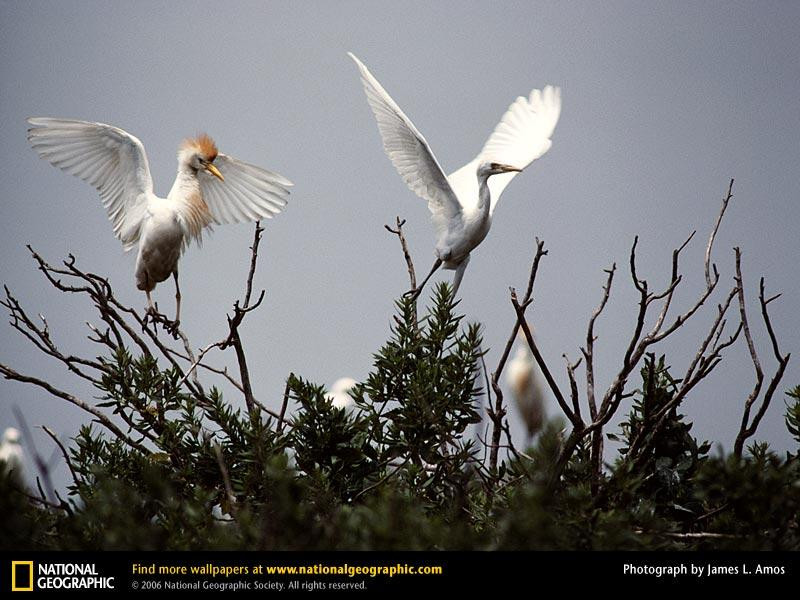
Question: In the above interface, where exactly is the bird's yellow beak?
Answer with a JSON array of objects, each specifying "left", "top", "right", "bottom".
[
  {"left": 205, "top": 163, "right": 224, "bottom": 182},
  {"left": 499, "top": 164, "right": 522, "bottom": 173}
]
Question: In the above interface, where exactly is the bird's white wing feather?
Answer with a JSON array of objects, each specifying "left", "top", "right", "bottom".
[
  {"left": 198, "top": 154, "right": 292, "bottom": 225},
  {"left": 448, "top": 86, "right": 561, "bottom": 216},
  {"left": 27, "top": 117, "right": 154, "bottom": 250},
  {"left": 348, "top": 52, "right": 461, "bottom": 234}
]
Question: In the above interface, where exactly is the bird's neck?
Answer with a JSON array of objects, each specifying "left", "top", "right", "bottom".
[
  {"left": 167, "top": 166, "right": 213, "bottom": 241},
  {"left": 168, "top": 165, "right": 201, "bottom": 200},
  {"left": 476, "top": 173, "right": 492, "bottom": 220}
]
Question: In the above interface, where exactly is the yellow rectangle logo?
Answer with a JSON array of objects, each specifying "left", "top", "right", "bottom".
[{"left": 11, "top": 561, "right": 34, "bottom": 592}]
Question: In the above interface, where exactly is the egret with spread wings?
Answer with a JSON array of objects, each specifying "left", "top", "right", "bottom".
[
  {"left": 27, "top": 118, "right": 292, "bottom": 323},
  {"left": 349, "top": 53, "right": 560, "bottom": 298}
]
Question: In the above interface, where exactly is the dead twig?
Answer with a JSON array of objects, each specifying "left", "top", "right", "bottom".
[
  {"left": 42, "top": 425, "right": 79, "bottom": 489},
  {"left": 385, "top": 217, "right": 417, "bottom": 291},
  {"left": 276, "top": 376, "right": 292, "bottom": 434},
  {"left": 219, "top": 222, "right": 266, "bottom": 420},
  {"left": 581, "top": 264, "right": 616, "bottom": 482},
  {"left": 733, "top": 249, "right": 791, "bottom": 457},
  {"left": 488, "top": 238, "right": 549, "bottom": 479}
]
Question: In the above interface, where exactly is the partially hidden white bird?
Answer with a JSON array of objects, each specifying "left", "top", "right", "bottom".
[
  {"left": 327, "top": 377, "right": 357, "bottom": 410},
  {"left": 507, "top": 337, "right": 546, "bottom": 439},
  {"left": 27, "top": 118, "right": 293, "bottom": 323},
  {"left": 0, "top": 427, "right": 25, "bottom": 482},
  {"left": 349, "top": 52, "right": 561, "bottom": 297}
]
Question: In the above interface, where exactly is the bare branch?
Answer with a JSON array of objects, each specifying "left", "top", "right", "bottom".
[
  {"left": 621, "top": 238, "right": 649, "bottom": 371},
  {"left": 759, "top": 278, "right": 785, "bottom": 363},
  {"left": 683, "top": 286, "right": 739, "bottom": 384},
  {"left": 626, "top": 309, "right": 742, "bottom": 465},
  {"left": 488, "top": 238, "right": 548, "bottom": 476},
  {"left": 2, "top": 286, "right": 104, "bottom": 385},
  {"left": 733, "top": 247, "right": 763, "bottom": 456},
  {"left": 629, "top": 236, "right": 647, "bottom": 294},
  {"left": 244, "top": 221, "right": 264, "bottom": 308},
  {"left": 174, "top": 341, "right": 224, "bottom": 390},
  {"left": 25, "top": 247, "right": 206, "bottom": 395},
  {"left": 1, "top": 364, "right": 149, "bottom": 454},
  {"left": 582, "top": 264, "right": 616, "bottom": 420},
  {"left": 42, "top": 425, "right": 79, "bottom": 489},
  {"left": 514, "top": 293, "right": 579, "bottom": 428},
  {"left": 214, "top": 222, "right": 267, "bottom": 419},
  {"left": 276, "top": 376, "right": 292, "bottom": 435},
  {"left": 649, "top": 229, "right": 695, "bottom": 334},
  {"left": 11, "top": 483, "right": 69, "bottom": 512},
  {"left": 733, "top": 259, "right": 791, "bottom": 456},
  {"left": 385, "top": 217, "right": 417, "bottom": 291},
  {"left": 580, "top": 264, "right": 616, "bottom": 484},
  {"left": 706, "top": 179, "right": 734, "bottom": 288},
  {"left": 563, "top": 354, "right": 582, "bottom": 420},
  {"left": 551, "top": 180, "right": 736, "bottom": 484}
]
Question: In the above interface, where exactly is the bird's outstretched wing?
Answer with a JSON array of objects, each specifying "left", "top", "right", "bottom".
[
  {"left": 27, "top": 118, "right": 154, "bottom": 250},
  {"left": 448, "top": 86, "right": 561, "bottom": 216},
  {"left": 348, "top": 52, "right": 461, "bottom": 235},
  {"left": 197, "top": 154, "right": 292, "bottom": 224}
]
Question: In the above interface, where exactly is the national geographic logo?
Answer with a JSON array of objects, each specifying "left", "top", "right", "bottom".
[{"left": 10, "top": 561, "right": 115, "bottom": 592}]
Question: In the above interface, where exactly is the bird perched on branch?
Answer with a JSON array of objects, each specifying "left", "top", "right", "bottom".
[
  {"left": 27, "top": 118, "right": 292, "bottom": 324},
  {"left": 0, "top": 427, "right": 25, "bottom": 483},
  {"left": 507, "top": 336, "right": 545, "bottom": 440},
  {"left": 349, "top": 52, "right": 560, "bottom": 298}
]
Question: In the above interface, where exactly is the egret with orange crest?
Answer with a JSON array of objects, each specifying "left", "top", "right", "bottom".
[{"left": 27, "top": 118, "right": 292, "bottom": 323}]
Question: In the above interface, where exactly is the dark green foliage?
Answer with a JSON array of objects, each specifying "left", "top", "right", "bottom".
[
  {"left": 691, "top": 450, "right": 800, "bottom": 550},
  {"left": 352, "top": 285, "right": 483, "bottom": 509},
  {"left": 289, "top": 374, "right": 378, "bottom": 503},
  {"left": 611, "top": 355, "right": 711, "bottom": 522},
  {"left": 2, "top": 285, "right": 798, "bottom": 550}
]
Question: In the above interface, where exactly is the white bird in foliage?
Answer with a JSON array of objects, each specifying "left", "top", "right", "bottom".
[
  {"left": 507, "top": 340, "right": 545, "bottom": 439},
  {"left": 27, "top": 119, "right": 292, "bottom": 323},
  {"left": 327, "top": 377, "right": 357, "bottom": 410},
  {"left": 349, "top": 52, "right": 561, "bottom": 297},
  {"left": 0, "top": 427, "right": 25, "bottom": 482}
]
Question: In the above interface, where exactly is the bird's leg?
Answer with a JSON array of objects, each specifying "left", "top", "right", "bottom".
[
  {"left": 404, "top": 258, "right": 442, "bottom": 301},
  {"left": 450, "top": 255, "right": 470, "bottom": 297},
  {"left": 155, "top": 271, "right": 182, "bottom": 339},
  {"left": 145, "top": 290, "right": 156, "bottom": 315},
  {"left": 142, "top": 290, "right": 158, "bottom": 332},
  {"left": 173, "top": 270, "right": 181, "bottom": 325}
]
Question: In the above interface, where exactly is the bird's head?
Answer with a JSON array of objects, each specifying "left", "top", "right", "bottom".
[
  {"left": 3, "top": 427, "right": 21, "bottom": 444},
  {"left": 327, "top": 377, "right": 357, "bottom": 410},
  {"left": 478, "top": 161, "right": 521, "bottom": 178},
  {"left": 179, "top": 134, "right": 224, "bottom": 181},
  {"left": 331, "top": 377, "right": 358, "bottom": 395}
]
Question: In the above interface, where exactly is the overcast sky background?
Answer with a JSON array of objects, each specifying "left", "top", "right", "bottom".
[{"left": 1, "top": 0, "right": 798, "bottom": 490}]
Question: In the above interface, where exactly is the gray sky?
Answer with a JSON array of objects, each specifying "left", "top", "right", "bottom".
[{"left": 1, "top": 0, "right": 799, "bottom": 490}]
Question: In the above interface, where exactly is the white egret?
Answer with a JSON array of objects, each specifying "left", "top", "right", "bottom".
[
  {"left": 0, "top": 427, "right": 25, "bottom": 482},
  {"left": 507, "top": 341, "right": 545, "bottom": 439},
  {"left": 348, "top": 53, "right": 561, "bottom": 297},
  {"left": 327, "top": 377, "right": 357, "bottom": 410},
  {"left": 27, "top": 119, "right": 292, "bottom": 323}
]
